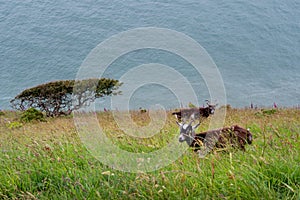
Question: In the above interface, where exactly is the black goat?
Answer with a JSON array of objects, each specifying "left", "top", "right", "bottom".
[
  {"left": 172, "top": 101, "right": 217, "bottom": 122},
  {"left": 177, "top": 121, "right": 253, "bottom": 152}
]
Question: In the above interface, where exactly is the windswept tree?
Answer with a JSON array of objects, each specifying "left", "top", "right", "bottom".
[{"left": 10, "top": 78, "right": 122, "bottom": 117}]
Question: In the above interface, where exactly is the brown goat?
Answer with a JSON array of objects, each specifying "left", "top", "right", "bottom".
[{"left": 177, "top": 122, "right": 253, "bottom": 152}]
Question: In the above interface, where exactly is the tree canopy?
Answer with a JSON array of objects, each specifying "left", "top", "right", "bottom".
[{"left": 11, "top": 78, "right": 122, "bottom": 117}]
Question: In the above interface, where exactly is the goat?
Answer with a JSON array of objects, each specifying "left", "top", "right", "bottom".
[
  {"left": 176, "top": 121, "right": 253, "bottom": 152},
  {"left": 172, "top": 100, "right": 217, "bottom": 122}
]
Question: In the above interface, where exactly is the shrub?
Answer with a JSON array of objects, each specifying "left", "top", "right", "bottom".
[
  {"left": 20, "top": 108, "right": 45, "bottom": 122},
  {"left": 188, "top": 102, "right": 196, "bottom": 108},
  {"left": 262, "top": 109, "right": 277, "bottom": 115},
  {"left": 255, "top": 109, "right": 277, "bottom": 117}
]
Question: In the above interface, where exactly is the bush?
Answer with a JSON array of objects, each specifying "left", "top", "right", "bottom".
[
  {"left": 262, "top": 109, "right": 277, "bottom": 115},
  {"left": 188, "top": 102, "right": 196, "bottom": 108},
  {"left": 0, "top": 110, "right": 4, "bottom": 116},
  {"left": 20, "top": 108, "right": 45, "bottom": 122},
  {"left": 255, "top": 109, "right": 277, "bottom": 117}
]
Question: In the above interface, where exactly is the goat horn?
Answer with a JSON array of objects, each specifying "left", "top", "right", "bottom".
[
  {"left": 206, "top": 99, "right": 218, "bottom": 107},
  {"left": 188, "top": 119, "right": 194, "bottom": 126},
  {"left": 205, "top": 99, "right": 211, "bottom": 105}
]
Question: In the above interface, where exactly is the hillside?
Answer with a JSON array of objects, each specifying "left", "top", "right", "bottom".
[{"left": 0, "top": 108, "right": 299, "bottom": 199}]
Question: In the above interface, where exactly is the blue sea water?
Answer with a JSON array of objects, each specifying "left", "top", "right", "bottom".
[{"left": 0, "top": 0, "right": 300, "bottom": 110}]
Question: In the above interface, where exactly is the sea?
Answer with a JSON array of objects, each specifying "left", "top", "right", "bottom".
[{"left": 1, "top": 0, "right": 300, "bottom": 110}]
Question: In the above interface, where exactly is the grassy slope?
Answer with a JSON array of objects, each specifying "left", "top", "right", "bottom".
[{"left": 0, "top": 108, "right": 299, "bottom": 199}]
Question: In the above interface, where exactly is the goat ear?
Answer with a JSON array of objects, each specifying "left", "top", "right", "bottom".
[{"left": 192, "top": 122, "right": 200, "bottom": 130}]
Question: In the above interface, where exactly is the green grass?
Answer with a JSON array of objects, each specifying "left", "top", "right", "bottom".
[{"left": 0, "top": 108, "right": 299, "bottom": 199}]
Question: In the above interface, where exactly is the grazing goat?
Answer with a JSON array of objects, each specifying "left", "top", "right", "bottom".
[
  {"left": 176, "top": 121, "right": 253, "bottom": 151},
  {"left": 172, "top": 100, "right": 217, "bottom": 122}
]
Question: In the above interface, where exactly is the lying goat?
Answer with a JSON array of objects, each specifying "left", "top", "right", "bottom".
[
  {"left": 172, "top": 100, "right": 217, "bottom": 122},
  {"left": 177, "top": 121, "right": 253, "bottom": 151}
]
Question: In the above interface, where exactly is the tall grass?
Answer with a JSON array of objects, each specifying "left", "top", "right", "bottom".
[{"left": 0, "top": 108, "right": 299, "bottom": 199}]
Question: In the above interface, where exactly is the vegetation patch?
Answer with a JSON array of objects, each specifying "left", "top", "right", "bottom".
[
  {"left": 20, "top": 108, "right": 46, "bottom": 123},
  {"left": 262, "top": 109, "right": 277, "bottom": 115},
  {"left": 255, "top": 109, "right": 277, "bottom": 117},
  {"left": 6, "top": 121, "right": 23, "bottom": 129}
]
